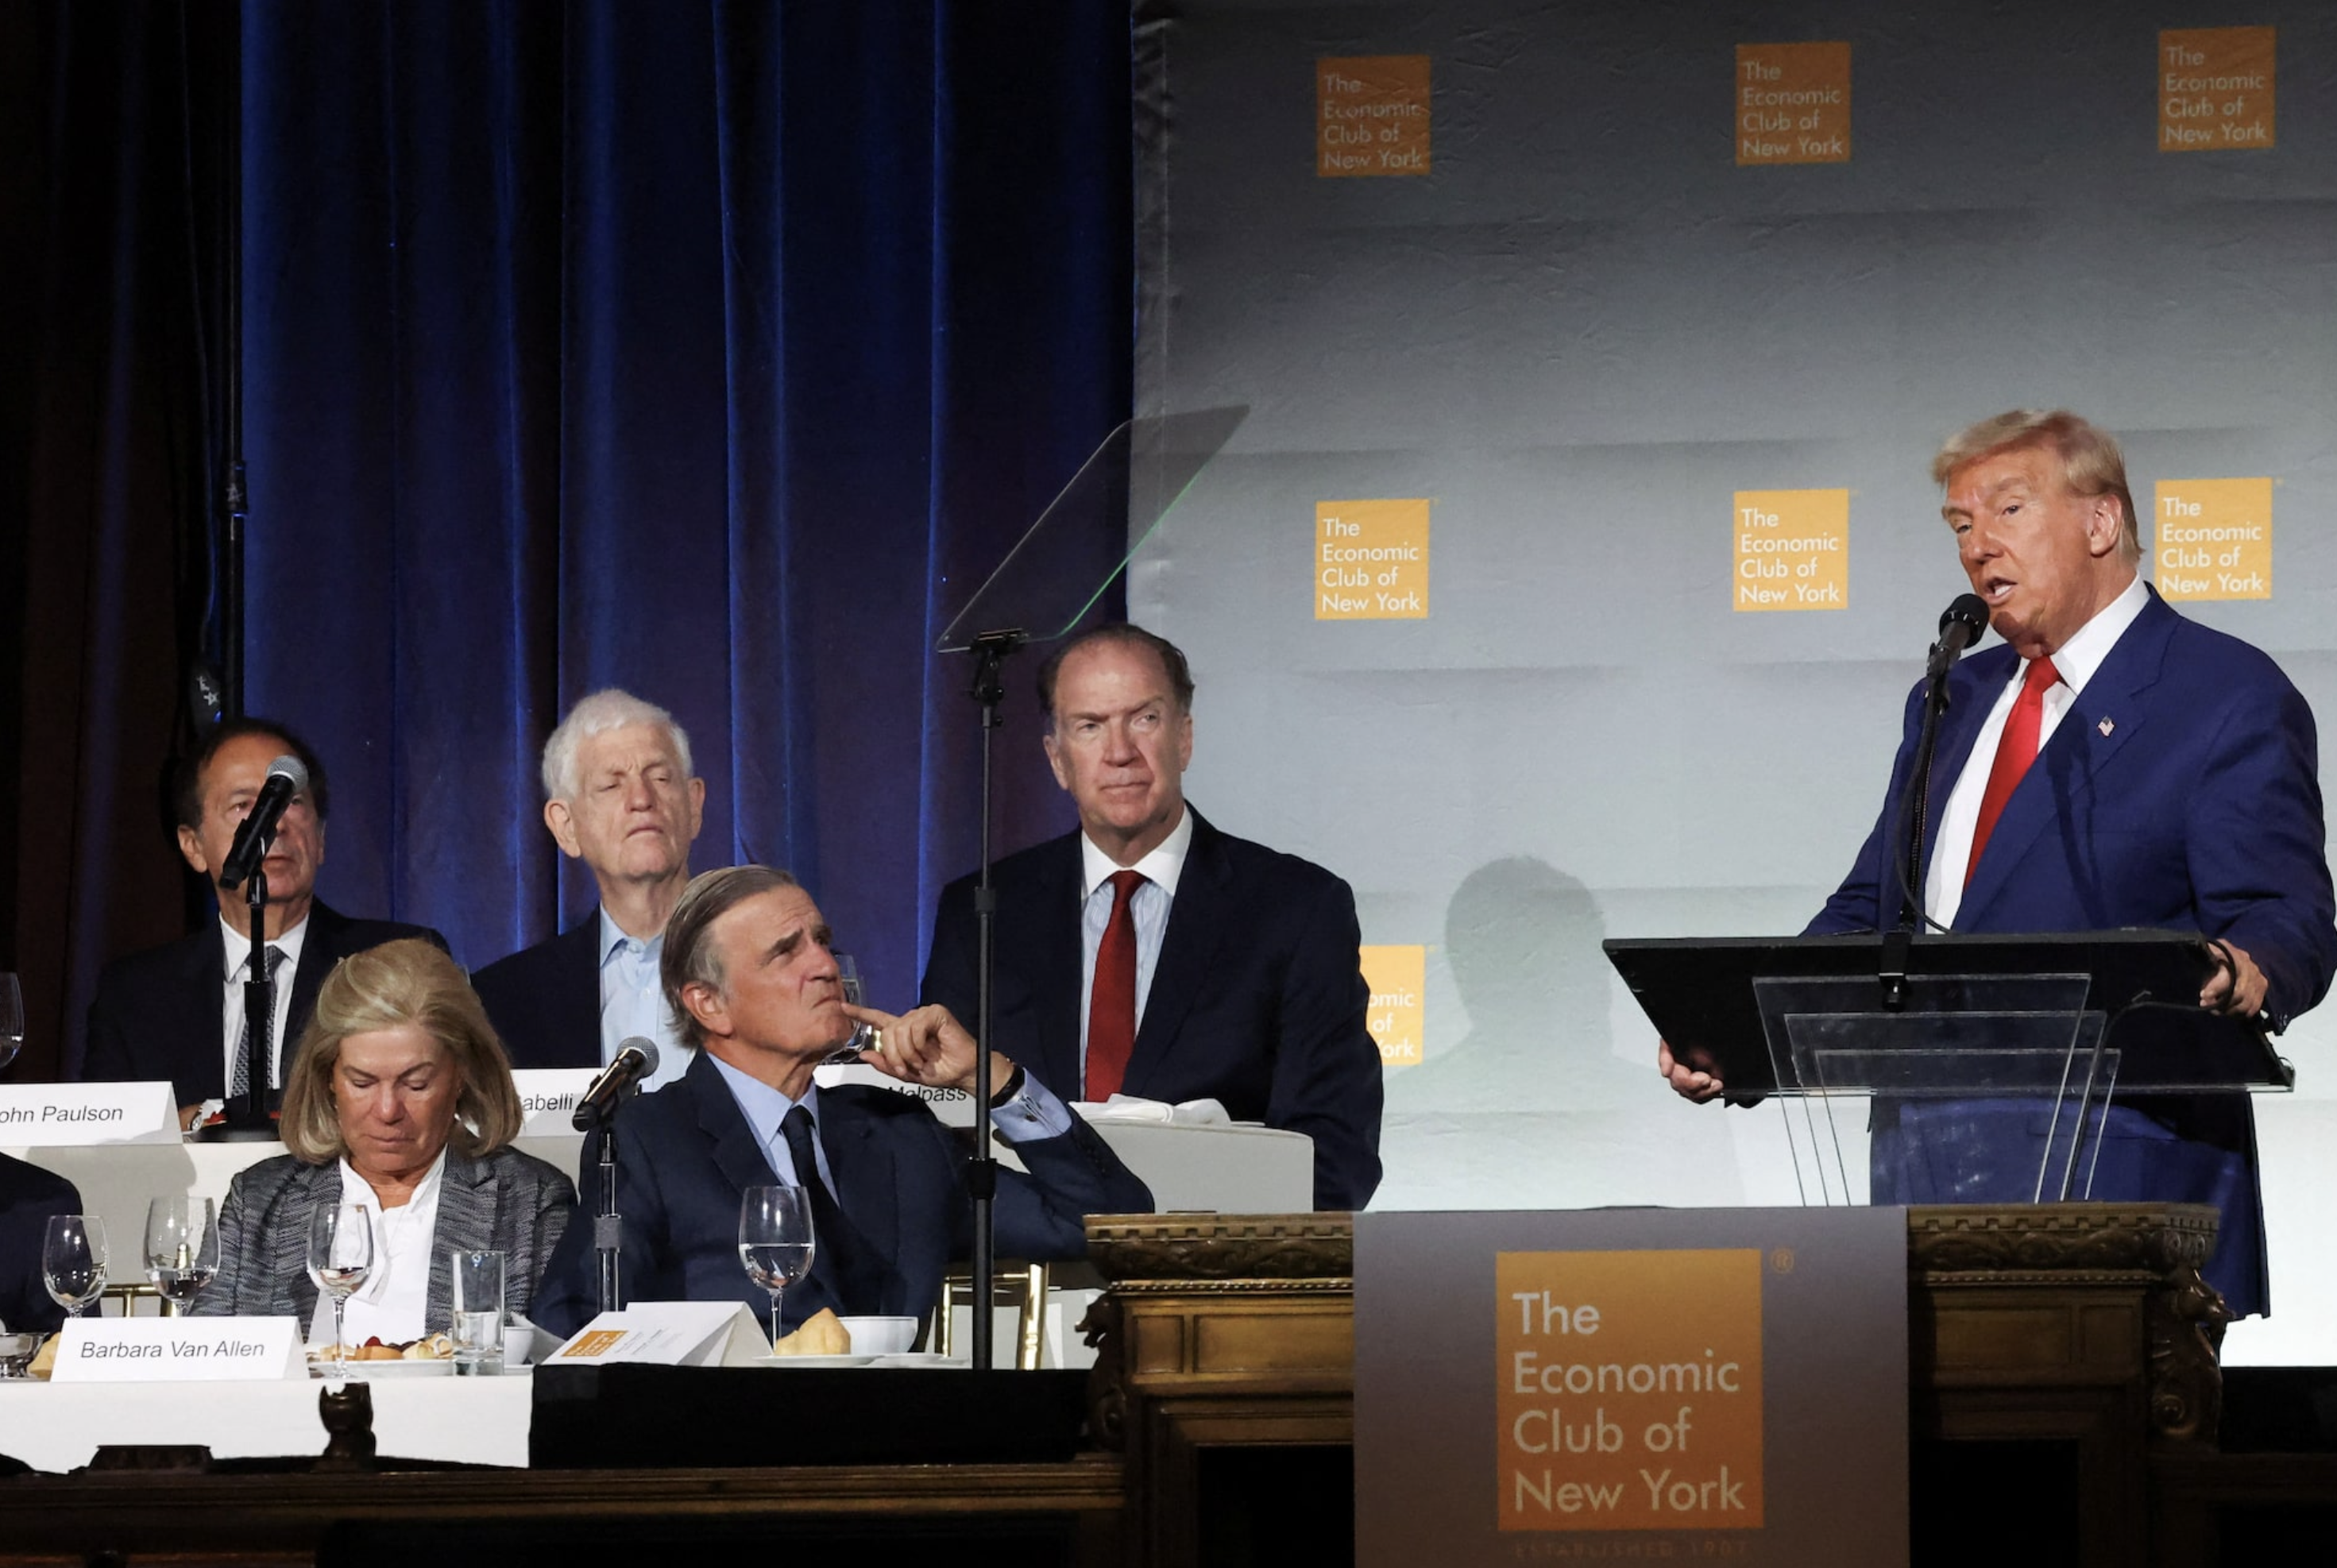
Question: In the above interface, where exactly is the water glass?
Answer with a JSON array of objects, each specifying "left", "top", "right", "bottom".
[
  {"left": 43, "top": 1215, "right": 107, "bottom": 1319},
  {"left": 737, "top": 1185, "right": 816, "bottom": 1346},
  {"left": 450, "top": 1248, "right": 507, "bottom": 1375},
  {"left": 306, "top": 1204, "right": 373, "bottom": 1377}
]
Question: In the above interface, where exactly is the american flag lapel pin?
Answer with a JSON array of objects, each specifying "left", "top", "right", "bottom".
[{"left": 2097, "top": 716, "right": 2115, "bottom": 737}]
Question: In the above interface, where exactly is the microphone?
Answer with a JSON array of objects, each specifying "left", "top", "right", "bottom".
[
  {"left": 1926, "top": 593, "right": 1990, "bottom": 679},
  {"left": 216, "top": 755, "right": 310, "bottom": 890},
  {"left": 573, "top": 1037, "right": 661, "bottom": 1130}
]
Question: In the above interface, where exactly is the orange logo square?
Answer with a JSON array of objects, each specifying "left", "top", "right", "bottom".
[
  {"left": 1319, "top": 56, "right": 1431, "bottom": 177},
  {"left": 2160, "top": 28, "right": 2274, "bottom": 152},
  {"left": 1495, "top": 1249, "right": 1763, "bottom": 1531},
  {"left": 1736, "top": 43, "right": 1851, "bottom": 165}
]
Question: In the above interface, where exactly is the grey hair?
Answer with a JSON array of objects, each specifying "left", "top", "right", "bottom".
[
  {"left": 540, "top": 689, "right": 694, "bottom": 801},
  {"left": 662, "top": 866, "right": 805, "bottom": 1050}
]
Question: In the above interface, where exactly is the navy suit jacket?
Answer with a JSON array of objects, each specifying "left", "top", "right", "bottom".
[
  {"left": 82, "top": 902, "right": 449, "bottom": 1106},
  {"left": 1, "top": 1153, "right": 82, "bottom": 1334},
  {"left": 471, "top": 916, "right": 604, "bottom": 1070},
  {"left": 531, "top": 1050, "right": 1153, "bottom": 1338},
  {"left": 1811, "top": 588, "right": 2336, "bottom": 1315},
  {"left": 921, "top": 810, "right": 1385, "bottom": 1211}
]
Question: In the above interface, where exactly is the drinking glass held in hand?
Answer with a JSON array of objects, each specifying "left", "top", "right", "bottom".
[
  {"left": 306, "top": 1204, "right": 374, "bottom": 1377},
  {"left": 737, "top": 1184, "right": 816, "bottom": 1346},
  {"left": 43, "top": 1215, "right": 107, "bottom": 1321},
  {"left": 143, "top": 1198, "right": 220, "bottom": 1316}
]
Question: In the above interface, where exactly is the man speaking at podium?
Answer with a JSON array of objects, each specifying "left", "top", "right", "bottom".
[{"left": 1662, "top": 410, "right": 2336, "bottom": 1318}]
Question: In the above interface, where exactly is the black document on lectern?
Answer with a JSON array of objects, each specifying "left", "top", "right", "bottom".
[{"left": 1603, "top": 929, "right": 2291, "bottom": 1101}]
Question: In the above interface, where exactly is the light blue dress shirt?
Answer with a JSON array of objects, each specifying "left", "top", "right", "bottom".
[{"left": 598, "top": 907, "right": 690, "bottom": 1089}]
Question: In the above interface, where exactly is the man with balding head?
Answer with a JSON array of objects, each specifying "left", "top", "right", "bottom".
[
  {"left": 1661, "top": 410, "right": 2337, "bottom": 1317},
  {"left": 921, "top": 623, "right": 1385, "bottom": 1211},
  {"left": 473, "top": 689, "right": 706, "bottom": 1087}
]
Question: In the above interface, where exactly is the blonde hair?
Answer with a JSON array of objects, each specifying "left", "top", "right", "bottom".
[
  {"left": 278, "top": 938, "right": 524, "bottom": 1164},
  {"left": 1932, "top": 409, "right": 2141, "bottom": 563}
]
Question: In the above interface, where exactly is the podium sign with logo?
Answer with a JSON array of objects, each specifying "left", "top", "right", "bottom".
[{"left": 1357, "top": 1207, "right": 1907, "bottom": 1565}]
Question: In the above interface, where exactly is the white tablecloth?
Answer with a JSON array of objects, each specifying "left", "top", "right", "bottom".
[{"left": 0, "top": 1371, "right": 536, "bottom": 1473}]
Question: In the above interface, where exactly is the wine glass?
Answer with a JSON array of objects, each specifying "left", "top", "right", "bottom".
[
  {"left": 0, "top": 972, "right": 23, "bottom": 1073},
  {"left": 825, "top": 953, "right": 879, "bottom": 1063},
  {"left": 306, "top": 1204, "right": 374, "bottom": 1377},
  {"left": 737, "top": 1185, "right": 816, "bottom": 1346},
  {"left": 144, "top": 1197, "right": 221, "bottom": 1316},
  {"left": 42, "top": 1215, "right": 107, "bottom": 1319}
]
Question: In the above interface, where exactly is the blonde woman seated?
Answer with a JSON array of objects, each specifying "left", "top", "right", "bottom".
[{"left": 191, "top": 939, "right": 573, "bottom": 1343}]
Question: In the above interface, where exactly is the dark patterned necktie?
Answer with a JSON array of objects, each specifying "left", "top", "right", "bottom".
[{"left": 780, "top": 1104, "right": 880, "bottom": 1314}]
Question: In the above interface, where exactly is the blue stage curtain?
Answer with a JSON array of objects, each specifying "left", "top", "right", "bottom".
[
  {"left": 10, "top": 2, "right": 1129, "bottom": 1077},
  {"left": 233, "top": 1, "right": 1130, "bottom": 1014}
]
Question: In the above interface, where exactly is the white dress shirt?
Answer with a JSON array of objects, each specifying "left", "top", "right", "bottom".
[
  {"left": 1076, "top": 807, "right": 1195, "bottom": 1091},
  {"left": 216, "top": 911, "right": 311, "bottom": 1091},
  {"left": 1925, "top": 574, "right": 2150, "bottom": 927},
  {"left": 307, "top": 1149, "right": 447, "bottom": 1348}
]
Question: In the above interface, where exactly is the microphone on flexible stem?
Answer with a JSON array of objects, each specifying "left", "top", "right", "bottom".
[
  {"left": 1926, "top": 593, "right": 1991, "bottom": 680},
  {"left": 573, "top": 1037, "right": 660, "bottom": 1131},
  {"left": 216, "top": 755, "right": 309, "bottom": 890}
]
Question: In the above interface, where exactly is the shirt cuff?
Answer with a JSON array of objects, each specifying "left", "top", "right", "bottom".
[{"left": 988, "top": 1070, "right": 1076, "bottom": 1142}]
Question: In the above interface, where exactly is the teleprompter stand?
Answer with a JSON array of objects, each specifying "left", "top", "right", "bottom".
[
  {"left": 933, "top": 407, "right": 1243, "bottom": 1368},
  {"left": 1605, "top": 929, "right": 2293, "bottom": 1206}
]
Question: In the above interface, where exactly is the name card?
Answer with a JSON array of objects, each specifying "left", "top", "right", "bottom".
[
  {"left": 814, "top": 1062, "right": 977, "bottom": 1127},
  {"left": 549, "top": 1302, "right": 767, "bottom": 1368},
  {"left": 512, "top": 1069, "right": 601, "bottom": 1138},
  {"left": 52, "top": 1316, "right": 306, "bottom": 1382},
  {"left": 0, "top": 1082, "right": 180, "bottom": 1145}
]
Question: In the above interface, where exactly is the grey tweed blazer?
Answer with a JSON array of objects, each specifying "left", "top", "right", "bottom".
[{"left": 189, "top": 1145, "right": 574, "bottom": 1329}]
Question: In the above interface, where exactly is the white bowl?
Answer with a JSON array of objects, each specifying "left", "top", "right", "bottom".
[{"left": 837, "top": 1315, "right": 918, "bottom": 1355}]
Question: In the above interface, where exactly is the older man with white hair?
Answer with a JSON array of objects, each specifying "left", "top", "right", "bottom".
[{"left": 473, "top": 689, "right": 707, "bottom": 1087}]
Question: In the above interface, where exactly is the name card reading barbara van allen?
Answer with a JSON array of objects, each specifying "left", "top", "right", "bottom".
[
  {"left": 0, "top": 1082, "right": 180, "bottom": 1145},
  {"left": 52, "top": 1317, "right": 307, "bottom": 1382}
]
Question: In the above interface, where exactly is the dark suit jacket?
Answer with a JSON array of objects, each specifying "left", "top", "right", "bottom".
[
  {"left": 188, "top": 1145, "right": 575, "bottom": 1329},
  {"left": 531, "top": 1050, "right": 1153, "bottom": 1338},
  {"left": 1810, "top": 589, "right": 2337, "bottom": 1315},
  {"left": 0, "top": 1153, "right": 83, "bottom": 1334},
  {"left": 471, "top": 916, "right": 605, "bottom": 1069},
  {"left": 921, "top": 809, "right": 1385, "bottom": 1211},
  {"left": 82, "top": 902, "right": 449, "bottom": 1106}
]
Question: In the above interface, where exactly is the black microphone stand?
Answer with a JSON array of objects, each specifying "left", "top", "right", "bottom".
[
  {"left": 960, "top": 630, "right": 1024, "bottom": 1373},
  {"left": 1879, "top": 631, "right": 1964, "bottom": 1008},
  {"left": 589, "top": 1116, "right": 624, "bottom": 1315},
  {"left": 206, "top": 862, "right": 281, "bottom": 1141}
]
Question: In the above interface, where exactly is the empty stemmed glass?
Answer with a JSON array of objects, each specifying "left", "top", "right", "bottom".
[
  {"left": 306, "top": 1204, "right": 374, "bottom": 1377},
  {"left": 823, "top": 953, "right": 879, "bottom": 1064},
  {"left": 42, "top": 1215, "right": 107, "bottom": 1320},
  {"left": 737, "top": 1185, "right": 816, "bottom": 1346},
  {"left": 145, "top": 1197, "right": 222, "bottom": 1317}
]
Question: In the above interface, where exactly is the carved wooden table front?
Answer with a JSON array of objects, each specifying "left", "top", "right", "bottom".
[{"left": 1084, "top": 1203, "right": 2226, "bottom": 1568}]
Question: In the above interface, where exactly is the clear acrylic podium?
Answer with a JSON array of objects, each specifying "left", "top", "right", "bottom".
[{"left": 1605, "top": 930, "right": 2294, "bottom": 1207}]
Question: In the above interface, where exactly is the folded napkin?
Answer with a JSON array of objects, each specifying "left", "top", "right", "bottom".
[{"left": 1075, "top": 1095, "right": 1232, "bottom": 1126}]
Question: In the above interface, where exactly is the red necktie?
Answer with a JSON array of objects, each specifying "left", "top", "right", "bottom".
[
  {"left": 1085, "top": 870, "right": 1146, "bottom": 1100},
  {"left": 1965, "top": 656, "right": 2061, "bottom": 887}
]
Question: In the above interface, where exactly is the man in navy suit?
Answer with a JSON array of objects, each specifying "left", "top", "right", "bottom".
[
  {"left": 533, "top": 865, "right": 1151, "bottom": 1338},
  {"left": 473, "top": 689, "right": 705, "bottom": 1086},
  {"left": 81, "top": 718, "right": 445, "bottom": 1126},
  {"left": 921, "top": 624, "right": 1384, "bottom": 1211},
  {"left": 1662, "top": 410, "right": 2336, "bottom": 1316}
]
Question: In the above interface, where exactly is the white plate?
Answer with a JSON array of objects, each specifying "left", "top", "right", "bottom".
[
  {"left": 868, "top": 1353, "right": 970, "bottom": 1369},
  {"left": 309, "top": 1358, "right": 455, "bottom": 1379},
  {"left": 754, "top": 1353, "right": 879, "bottom": 1369}
]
